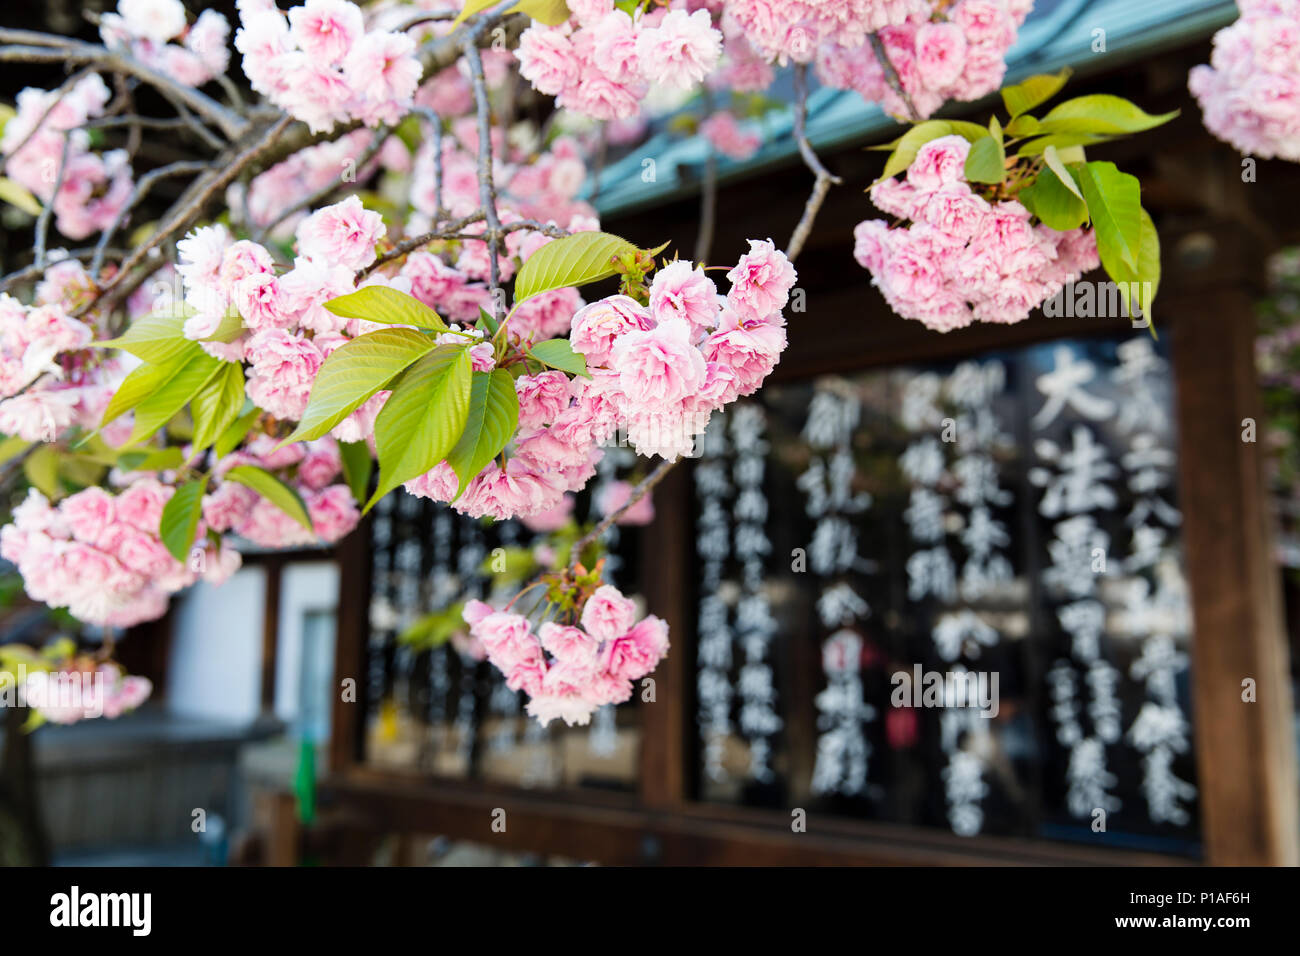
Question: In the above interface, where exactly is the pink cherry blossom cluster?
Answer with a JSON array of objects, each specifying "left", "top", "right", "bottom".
[
  {"left": 816, "top": 0, "right": 1033, "bottom": 120},
  {"left": 235, "top": 0, "right": 421, "bottom": 132},
  {"left": 700, "top": 111, "right": 762, "bottom": 160},
  {"left": 0, "top": 73, "right": 133, "bottom": 241},
  {"left": 0, "top": 291, "right": 128, "bottom": 445},
  {"left": 725, "top": 0, "right": 928, "bottom": 64},
  {"left": 517, "top": 5, "right": 723, "bottom": 120},
  {"left": 403, "top": 241, "right": 793, "bottom": 520},
  {"left": 176, "top": 196, "right": 389, "bottom": 421},
  {"left": 851, "top": 135, "right": 1100, "bottom": 331},
  {"left": 19, "top": 662, "right": 153, "bottom": 725},
  {"left": 0, "top": 481, "right": 240, "bottom": 628},
  {"left": 99, "top": 0, "right": 231, "bottom": 88},
  {"left": 462, "top": 583, "right": 669, "bottom": 727},
  {"left": 202, "top": 435, "right": 360, "bottom": 547},
  {"left": 1189, "top": 0, "right": 1300, "bottom": 163}
]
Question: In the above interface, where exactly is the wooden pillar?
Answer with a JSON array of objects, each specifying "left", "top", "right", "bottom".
[
  {"left": 638, "top": 462, "right": 690, "bottom": 808},
  {"left": 1167, "top": 218, "right": 1299, "bottom": 865},
  {"left": 330, "top": 521, "right": 370, "bottom": 774}
]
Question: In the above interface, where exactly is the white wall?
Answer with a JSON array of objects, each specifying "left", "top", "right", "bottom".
[
  {"left": 273, "top": 561, "right": 340, "bottom": 738},
  {"left": 166, "top": 567, "right": 266, "bottom": 723}
]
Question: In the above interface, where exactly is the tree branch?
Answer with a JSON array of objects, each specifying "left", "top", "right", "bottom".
[{"left": 569, "top": 458, "right": 677, "bottom": 567}]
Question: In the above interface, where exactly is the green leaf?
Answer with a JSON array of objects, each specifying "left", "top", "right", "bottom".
[
  {"left": 512, "top": 231, "right": 641, "bottom": 304},
  {"left": 323, "top": 286, "right": 446, "bottom": 331},
  {"left": 445, "top": 369, "right": 519, "bottom": 499},
  {"left": 368, "top": 345, "right": 473, "bottom": 510},
  {"left": 224, "top": 464, "right": 313, "bottom": 532},
  {"left": 1074, "top": 160, "right": 1143, "bottom": 272},
  {"left": 339, "top": 440, "right": 373, "bottom": 503},
  {"left": 23, "top": 445, "right": 60, "bottom": 499},
  {"left": 201, "top": 307, "right": 246, "bottom": 345},
  {"left": 1098, "top": 206, "right": 1162, "bottom": 328},
  {"left": 1000, "top": 68, "right": 1073, "bottom": 119},
  {"left": 127, "top": 351, "right": 223, "bottom": 445},
  {"left": 1020, "top": 163, "right": 1089, "bottom": 231},
  {"left": 527, "top": 338, "right": 589, "bottom": 377},
  {"left": 0, "top": 176, "right": 41, "bottom": 216},
  {"left": 95, "top": 310, "right": 193, "bottom": 365},
  {"left": 1042, "top": 145, "right": 1084, "bottom": 200},
  {"left": 191, "top": 361, "right": 245, "bottom": 452},
  {"left": 214, "top": 402, "right": 261, "bottom": 458},
  {"left": 116, "top": 446, "right": 185, "bottom": 473},
  {"left": 964, "top": 133, "right": 1006, "bottom": 184},
  {"left": 872, "top": 119, "right": 989, "bottom": 184},
  {"left": 476, "top": 304, "right": 499, "bottom": 338},
  {"left": 282, "top": 327, "right": 437, "bottom": 445},
  {"left": 507, "top": 0, "right": 570, "bottom": 25},
  {"left": 1038, "top": 95, "right": 1179, "bottom": 136},
  {"left": 159, "top": 476, "right": 209, "bottom": 563},
  {"left": 1016, "top": 132, "right": 1112, "bottom": 156},
  {"left": 0, "top": 434, "right": 31, "bottom": 465},
  {"left": 451, "top": 0, "right": 499, "bottom": 26}
]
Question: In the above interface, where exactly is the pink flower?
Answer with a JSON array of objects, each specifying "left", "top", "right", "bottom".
[
  {"left": 306, "top": 484, "right": 359, "bottom": 542},
  {"left": 907, "top": 134, "right": 971, "bottom": 191},
  {"left": 601, "top": 614, "right": 669, "bottom": 681},
  {"left": 519, "top": 494, "right": 575, "bottom": 532},
  {"left": 517, "top": 26, "right": 577, "bottom": 97},
  {"left": 113, "top": 478, "right": 173, "bottom": 532},
  {"left": 298, "top": 438, "right": 342, "bottom": 489},
  {"left": 569, "top": 294, "right": 653, "bottom": 366},
  {"left": 596, "top": 479, "right": 655, "bottom": 526},
  {"left": 579, "top": 583, "right": 637, "bottom": 642},
  {"left": 515, "top": 370, "right": 572, "bottom": 431},
  {"left": 915, "top": 21, "right": 968, "bottom": 89},
  {"left": 203, "top": 481, "right": 257, "bottom": 532},
  {"left": 699, "top": 111, "right": 762, "bottom": 161},
  {"left": 245, "top": 329, "right": 324, "bottom": 421},
  {"left": 636, "top": 9, "right": 722, "bottom": 89},
  {"left": 61, "top": 487, "right": 116, "bottom": 544},
  {"left": 648, "top": 259, "right": 718, "bottom": 338},
  {"left": 288, "top": 0, "right": 363, "bottom": 64},
  {"left": 471, "top": 610, "right": 537, "bottom": 671},
  {"left": 538, "top": 622, "right": 600, "bottom": 672},
  {"left": 296, "top": 196, "right": 385, "bottom": 271},
  {"left": 725, "top": 239, "right": 797, "bottom": 321},
  {"left": 611, "top": 317, "right": 707, "bottom": 407}
]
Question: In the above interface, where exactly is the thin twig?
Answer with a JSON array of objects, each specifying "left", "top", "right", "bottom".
[
  {"left": 569, "top": 458, "right": 677, "bottom": 566},
  {"left": 0, "top": 65, "right": 94, "bottom": 169},
  {"left": 786, "top": 64, "right": 842, "bottom": 263},
  {"left": 463, "top": 38, "right": 506, "bottom": 323},
  {"left": 91, "top": 160, "right": 209, "bottom": 276},
  {"left": 33, "top": 132, "right": 73, "bottom": 270},
  {"left": 253, "top": 126, "right": 394, "bottom": 243},
  {"left": 868, "top": 32, "right": 921, "bottom": 123}
]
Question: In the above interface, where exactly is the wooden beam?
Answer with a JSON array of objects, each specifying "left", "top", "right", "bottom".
[{"left": 1166, "top": 218, "right": 1299, "bottom": 865}]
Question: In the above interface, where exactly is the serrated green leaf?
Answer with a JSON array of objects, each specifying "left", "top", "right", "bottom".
[
  {"left": 23, "top": 445, "right": 60, "bottom": 498},
  {"left": 1098, "top": 206, "right": 1161, "bottom": 329},
  {"left": 507, "top": 0, "right": 569, "bottom": 25},
  {"left": 368, "top": 345, "right": 472, "bottom": 510},
  {"left": 1039, "top": 95, "right": 1179, "bottom": 136},
  {"left": 159, "top": 476, "right": 209, "bottom": 563},
  {"left": 282, "top": 327, "right": 437, "bottom": 445},
  {"left": 1016, "top": 132, "right": 1112, "bottom": 156},
  {"left": 513, "top": 231, "right": 641, "bottom": 305},
  {"left": 323, "top": 286, "right": 446, "bottom": 331},
  {"left": 0, "top": 176, "right": 41, "bottom": 216},
  {"left": 0, "top": 434, "right": 31, "bottom": 465},
  {"left": 964, "top": 134, "right": 1006, "bottom": 184},
  {"left": 127, "top": 350, "right": 223, "bottom": 445},
  {"left": 224, "top": 464, "right": 313, "bottom": 532},
  {"left": 214, "top": 402, "right": 261, "bottom": 458},
  {"left": 1043, "top": 145, "right": 1084, "bottom": 200},
  {"left": 1019, "top": 163, "right": 1088, "bottom": 231},
  {"left": 527, "top": 338, "right": 589, "bottom": 377},
  {"left": 445, "top": 369, "right": 519, "bottom": 500},
  {"left": 1075, "top": 160, "right": 1143, "bottom": 272},
  {"left": 191, "top": 361, "right": 245, "bottom": 451},
  {"left": 94, "top": 311, "right": 194, "bottom": 365},
  {"left": 451, "top": 0, "right": 499, "bottom": 27},
  {"left": 116, "top": 446, "right": 185, "bottom": 473},
  {"left": 1000, "top": 68, "right": 1073, "bottom": 119},
  {"left": 476, "top": 304, "right": 499, "bottom": 337},
  {"left": 339, "top": 440, "right": 373, "bottom": 503}
]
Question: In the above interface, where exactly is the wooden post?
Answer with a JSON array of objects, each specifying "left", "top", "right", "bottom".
[{"left": 1167, "top": 219, "right": 1300, "bottom": 865}]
